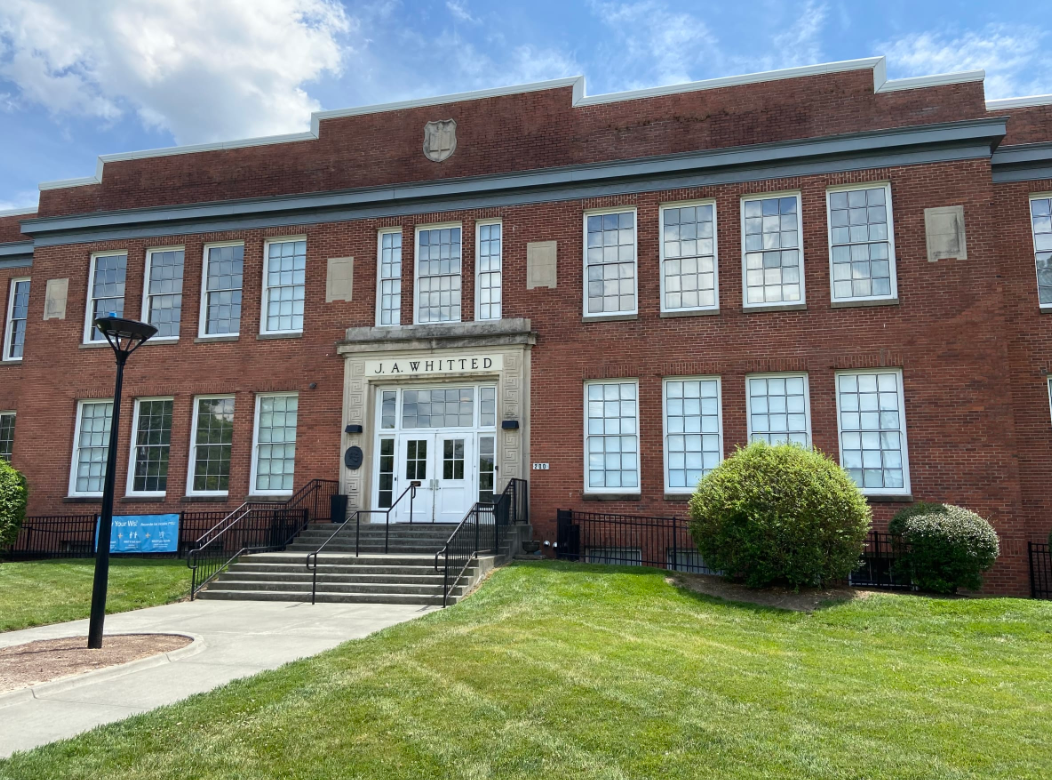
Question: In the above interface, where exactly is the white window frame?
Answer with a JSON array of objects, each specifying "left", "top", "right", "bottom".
[
  {"left": 0, "top": 411, "right": 14, "bottom": 461},
  {"left": 125, "top": 396, "right": 174, "bottom": 497},
  {"left": 834, "top": 368, "right": 911, "bottom": 497},
  {"left": 198, "top": 240, "right": 245, "bottom": 339},
  {"left": 84, "top": 251, "right": 127, "bottom": 344},
  {"left": 659, "top": 200, "right": 719, "bottom": 314},
  {"left": 1029, "top": 192, "right": 1052, "bottom": 310},
  {"left": 376, "top": 227, "right": 403, "bottom": 327},
  {"left": 140, "top": 246, "right": 184, "bottom": 342},
  {"left": 745, "top": 372, "right": 812, "bottom": 445},
  {"left": 583, "top": 378, "right": 641, "bottom": 496},
  {"left": 413, "top": 221, "right": 463, "bottom": 325},
  {"left": 582, "top": 206, "right": 639, "bottom": 319},
  {"left": 826, "top": 182, "right": 898, "bottom": 304},
  {"left": 68, "top": 398, "right": 114, "bottom": 497},
  {"left": 250, "top": 391, "right": 298, "bottom": 497},
  {"left": 474, "top": 218, "right": 503, "bottom": 322},
  {"left": 661, "top": 376, "right": 723, "bottom": 495},
  {"left": 740, "top": 191, "right": 805, "bottom": 310},
  {"left": 187, "top": 394, "right": 236, "bottom": 497},
  {"left": 259, "top": 236, "right": 307, "bottom": 336},
  {"left": 3, "top": 276, "right": 29, "bottom": 362}
]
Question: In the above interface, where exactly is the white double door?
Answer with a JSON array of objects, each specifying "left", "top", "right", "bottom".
[{"left": 389, "top": 432, "right": 474, "bottom": 523}]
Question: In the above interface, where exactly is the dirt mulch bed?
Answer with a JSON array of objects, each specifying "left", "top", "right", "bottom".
[
  {"left": 0, "top": 634, "right": 192, "bottom": 694},
  {"left": 669, "top": 572, "right": 871, "bottom": 612}
]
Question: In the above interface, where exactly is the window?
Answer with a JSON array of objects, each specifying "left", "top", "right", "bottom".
[
  {"left": 377, "top": 229, "right": 402, "bottom": 326},
  {"left": 663, "top": 377, "right": 723, "bottom": 493},
  {"left": 836, "top": 370, "right": 910, "bottom": 495},
  {"left": 1030, "top": 196, "right": 1052, "bottom": 306},
  {"left": 667, "top": 549, "right": 717, "bottom": 575},
  {"left": 443, "top": 439, "right": 465, "bottom": 479},
  {"left": 415, "top": 225, "right": 462, "bottom": 324},
  {"left": 741, "top": 194, "right": 804, "bottom": 307},
  {"left": 402, "top": 388, "right": 474, "bottom": 428},
  {"left": 189, "top": 396, "right": 235, "bottom": 495},
  {"left": 479, "top": 435, "right": 496, "bottom": 503},
  {"left": 0, "top": 412, "right": 14, "bottom": 461},
  {"left": 585, "top": 380, "right": 640, "bottom": 493},
  {"left": 476, "top": 220, "right": 502, "bottom": 320},
  {"left": 128, "top": 398, "right": 173, "bottom": 495},
  {"left": 660, "top": 202, "right": 717, "bottom": 313},
  {"left": 201, "top": 242, "right": 244, "bottom": 336},
  {"left": 262, "top": 238, "right": 306, "bottom": 334},
  {"left": 480, "top": 386, "right": 496, "bottom": 427},
  {"left": 377, "top": 437, "right": 395, "bottom": 507},
  {"left": 70, "top": 400, "right": 113, "bottom": 496},
  {"left": 585, "top": 209, "right": 637, "bottom": 317},
  {"left": 828, "top": 184, "right": 896, "bottom": 302},
  {"left": 4, "top": 278, "right": 29, "bottom": 360},
  {"left": 586, "top": 547, "right": 642, "bottom": 566},
  {"left": 142, "top": 248, "right": 184, "bottom": 339},
  {"left": 252, "top": 393, "right": 298, "bottom": 494},
  {"left": 85, "top": 253, "right": 127, "bottom": 342},
  {"left": 746, "top": 374, "right": 810, "bottom": 446}
]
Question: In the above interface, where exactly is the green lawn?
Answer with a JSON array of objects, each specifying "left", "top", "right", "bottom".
[
  {"left": 0, "top": 558, "right": 190, "bottom": 633},
  {"left": 3, "top": 561, "right": 1052, "bottom": 779}
]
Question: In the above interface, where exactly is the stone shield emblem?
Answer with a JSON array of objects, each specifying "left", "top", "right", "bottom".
[{"left": 423, "top": 119, "right": 457, "bottom": 162}]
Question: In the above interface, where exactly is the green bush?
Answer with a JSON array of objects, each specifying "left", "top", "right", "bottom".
[
  {"left": 0, "top": 459, "right": 28, "bottom": 550},
  {"left": 889, "top": 503, "right": 999, "bottom": 594},
  {"left": 688, "top": 441, "right": 871, "bottom": 588}
]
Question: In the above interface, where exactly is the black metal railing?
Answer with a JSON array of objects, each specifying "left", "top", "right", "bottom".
[
  {"left": 5, "top": 515, "right": 100, "bottom": 559},
  {"left": 434, "top": 478, "right": 528, "bottom": 607},
  {"left": 1029, "top": 543, "right": 1052, "bottom": 600},
  {"left": 187, "top": 478, "right": 339, "bottom": 598},
  {"left": 848, "top": 531, "right": 911, "bottom": 588},
  {"left": 305, "top": 483, "right": 419, "bottom": 604}
]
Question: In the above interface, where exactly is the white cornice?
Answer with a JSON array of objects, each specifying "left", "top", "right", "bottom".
[
  {"left": 987, "top": 94, "right": 1052, "bottom": 110},
  {"left": 0, "top": 207, "right": 38, "bottom": 217},
  {"left": 35, "top": 56, "right": 994, "bottom": 194}
]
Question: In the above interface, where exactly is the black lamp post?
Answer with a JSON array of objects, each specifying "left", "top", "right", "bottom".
[{"left": 87, "top": 315, "right": 157, "bottom": 650}]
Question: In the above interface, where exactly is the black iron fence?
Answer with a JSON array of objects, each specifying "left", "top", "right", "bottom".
[
  {"left": 6, "top": 515, "right": 100, "bottom": 559},
  {"left": 848, "top": 531, "right": 911, "bottom": 589},
  {"left": 1029, "top": 543, "right": 1052, "bottom": 600}
]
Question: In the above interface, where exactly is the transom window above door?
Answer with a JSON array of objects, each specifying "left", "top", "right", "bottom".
[{"left": 377, "top": 385, "right": 497, "bottom": 431}]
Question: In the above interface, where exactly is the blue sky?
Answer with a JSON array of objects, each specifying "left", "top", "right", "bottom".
[{"left": 0, "top": 0, "right": 1047, "bottom": 210}]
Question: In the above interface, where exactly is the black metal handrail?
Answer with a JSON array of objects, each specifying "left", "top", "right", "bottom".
[
  {"left": 304, "top": 483, "right": 418, "bottom": 604},
  {"left": 187, "top": 478, "right": 339, "bottom": 598},
  {"left": 433, "top": 478, "right": 528, "bottom": 607}
]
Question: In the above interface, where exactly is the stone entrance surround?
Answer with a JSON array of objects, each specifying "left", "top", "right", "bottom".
[{"left": 337, "top": 319, "right": 535, "bottom": 516}]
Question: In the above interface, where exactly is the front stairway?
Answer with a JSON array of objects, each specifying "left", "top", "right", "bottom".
[{"left": 197, "top": 523, "right": 497, "bottom": 606}]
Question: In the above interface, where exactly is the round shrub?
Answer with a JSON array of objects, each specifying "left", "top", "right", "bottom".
[
  {"left": 889, "top": 503, "right": 999, "bottom": 594},
  {"left": 0, "top": 459, "right": 28, "bottom": 551},
  {"left": 688, "top": 441, "right": 871, "bottom": 588}
]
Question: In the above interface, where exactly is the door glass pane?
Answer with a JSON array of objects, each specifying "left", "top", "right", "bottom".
[
  {"left": 378, "top": 437, "right": 395, "bottom": 508},
  {"left": 402, "top": 388, "right": 474, "bottom": 428},
  {"left": 443, "top": 439, "right": 464, "bottom": 479},
  {"left": 479, "top": 436, "right": 495, "bottom": 503},
  {"left": 406, "top": 439, "right": 427, "bottom": 480}
]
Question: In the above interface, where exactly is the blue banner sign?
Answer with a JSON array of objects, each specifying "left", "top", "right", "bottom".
[{"left": 95, "top": 514, "right": 180, "bottom": 553}]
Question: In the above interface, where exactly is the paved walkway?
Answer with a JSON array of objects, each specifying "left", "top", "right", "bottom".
[{"left": 0, "top": 599, "right": 435, "bottom": 758}]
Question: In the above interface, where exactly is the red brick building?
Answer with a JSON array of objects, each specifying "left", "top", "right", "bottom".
[{"left": 3, "top": 56, "right": 1052, "bottom": 594}]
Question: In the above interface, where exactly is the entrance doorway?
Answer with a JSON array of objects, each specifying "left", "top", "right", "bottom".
[{"left": 373, "top": 385, "right": 498, "bottom": 523}]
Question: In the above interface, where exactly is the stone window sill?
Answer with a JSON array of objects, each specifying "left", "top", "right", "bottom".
[
  {"left": 120, "top": 495, "right": 167, "bottom": 503},
  {"left": 63, "top": 496, "right": 101, "bottom": 504},
  {"left": 742, "top": 303, "right": 807, "bottom": 314},
  {"left": 866, "top": 494, "right": 914, "bottom": 504},
  {"left": 581, "top": 313, "right": 638, "bottom": 323},
  {"left": 78, "top": 342, "right": 109, "bottom": 350},
  {"left": 663, "top": 493, "right": 692, "bottom": 502},
  {"left": 195, "top": 335, "right": 239, "bottom": 343},
  {"left": 258, "top": 332, "right": 303, "bottom": 341},
  {"left": 831, "top": 298, "right": 899, "bottom": 310},
  {"left": 181, "top": 494, "right": 229, "bottom": 503},
  {"left": 659, "top": 309, "right": 720, "bottom": 319},
  {"left": 583, "top": 493, "right": 641, "bottom": 502}
]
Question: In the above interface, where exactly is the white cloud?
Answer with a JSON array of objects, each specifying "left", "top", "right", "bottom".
[
  {"left": 446, "top": 1, "right": 478, "bottom": 24},
  {"left": 0, "top": 189, "right": 39, "bottom": 211},
  {"left": 0, "top": 0, "right": 354, "bottom": 145},
  {"left": 880, "top": 24, "right": 1050, "bottom": 99}
]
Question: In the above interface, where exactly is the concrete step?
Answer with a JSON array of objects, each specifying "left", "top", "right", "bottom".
[
  {"left": 287, "top": 545, "right": 445, "bottom": 556},
  {"left": 210, "top": 578, "right": 466, "bottom": 597},
  {"left": 224, "top": 569, "right": 451, "bottom": 585},
  {"left": 230, "top": 562, "right": 470, "bottom": 577},
  {"left": 246, "top": 552, "right": 444, "bottom": 566},
  {"left": 197, "top": 589, "right": 452, "bottom": 606}
]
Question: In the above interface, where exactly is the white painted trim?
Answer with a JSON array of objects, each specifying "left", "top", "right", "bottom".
[
  {"left": 0, "top": 207, "right": 37, "bottom": 218},
  {"left": 825, "top": 182, "right": 898, "bottom": 304},
  {"left": 740, "top": 191, "right": 805, "bottom": 310},
  {"left": 186, "top": 394, "right": 236, "bottom": 497},
  {"left": 474, "top": 218, "right": 502, "bottom": 322},
  {"left": 84, "top": 250, "right": 127, "bottom": 344},
  {"left": 987, "top": 94, "right": 1052, "bottom": 110},
  {"left": 260, "top": 236, "right": 307, "bottom": 336},
  {"left": 658, "top": 199, "right": 719, "bottom": 315},
  {"left": 744, "top": 372, "right": 812, "bottom": 446},
  {"left": 68, "top": 398, "right": 113, "bottom": 498},
  {"left": 375, "top": 227, "right": 403, "bottom": 328},
  {"left": 833, "top": 368, "right": 911, "bottom": 497},
  {"left": 141, "top": 246, "right": 185, "bottom": 342},
  {"left": 198, "top": 240, "right": 244, "bottom": 339},
  {"left": 1029, "top": 193, "right": 1052, "bottom": 310},
  {"left": 582, "top": 206, "right": 638, "bottom": 319},
  {"left": 250, "top": 392, "right": 299, "bottom": 496},
  {"left": 125, "top": 397, "right": 174, "bottom": 497},
  {"left": 3, "top": 277, "right": 29, "bottom": 362},
  {"left": 1047, "top": 378, "right": 1052, "bottom": 429},
  {"left": 661, "top": 376, "right": 723, "bottom": 495},
  {"left": 0, "top": 410, "right": 14, "bottom": 461},
  {"left": 583, "top": 378, "right": 642, "bottom": 496},
  {"left": 878, "top": 71, "right": 984, "bottom": 93},
  {"left": 413, "top": 222, "right": 464, "bottom": 325}
]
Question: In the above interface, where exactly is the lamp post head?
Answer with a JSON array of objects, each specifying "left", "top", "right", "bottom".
[{"left": 93, "top": 315, "right": 157, "bottom": 358}]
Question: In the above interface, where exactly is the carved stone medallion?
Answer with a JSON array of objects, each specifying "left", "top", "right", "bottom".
[{"left": 423, "top": 119, "right": 457, "bottom": 162}]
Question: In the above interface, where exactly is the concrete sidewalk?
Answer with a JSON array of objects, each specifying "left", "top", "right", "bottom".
[{"left": 0, "top": 599, "right": 435, "bottom": 758}]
